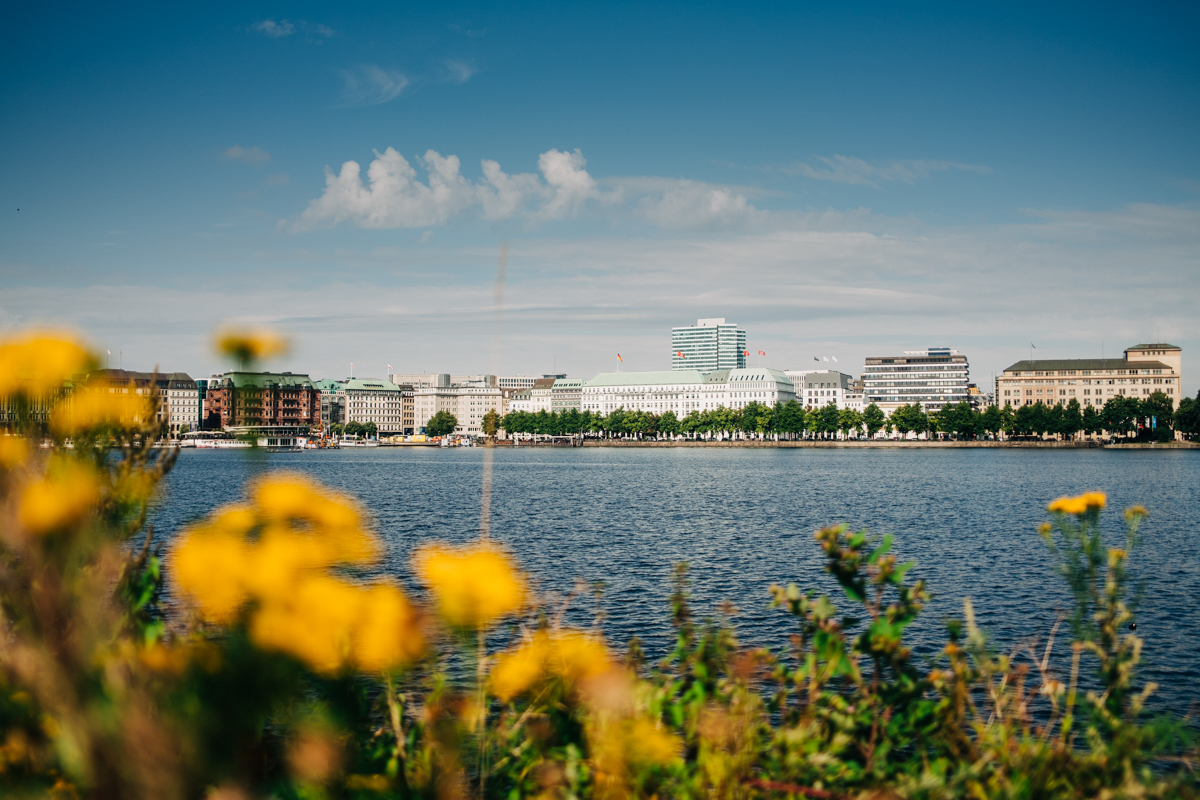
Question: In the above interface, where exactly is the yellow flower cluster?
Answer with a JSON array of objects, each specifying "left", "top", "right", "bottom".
[
  {"left": 414, "top": 542, "right": 525, "bottom": 628},
  {"left": 0, "top": 332, "right": 91, "bottom": 398},
  {"left": 215, "top": 328, "right": 289, "bottom": 363},
  {"left": 51, "top": 389, "right": 154, "bottom": 436},
  {"left": 490, "top": 631, "right": 611, "bottom": 701},
  {"left": 173, "top": 472, "right": 422, "bottom": 673},
  {"left": 18, "top": 458, "right": 101, "bottom": 536},
  {"left": 1047, "top": 491, "right": 1106, "bottom": 515}
]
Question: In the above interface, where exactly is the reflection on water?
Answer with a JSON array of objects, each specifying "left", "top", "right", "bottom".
[{"left": 152, "top": 446, "right": 1200, "bottom": 714}]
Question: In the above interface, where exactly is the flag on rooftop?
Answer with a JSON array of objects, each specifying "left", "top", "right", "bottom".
[
  {"left": 617, "top": 353, "right": 623, "bottom": 362},
  {"left": 758, "top": 350, "right": 766, "bottom": 355}
]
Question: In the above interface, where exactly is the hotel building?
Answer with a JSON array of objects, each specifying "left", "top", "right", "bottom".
[
  {"left": 204, "top": 372, "right": 320, "bottom": 429},
  {"left": 582, "top": 368, "right": 795, "bottom": 416},
  {"left": 862, "top": 348, "right": 971, "bottom": 412},
  {"left": 343, "top": 378, "right": 406, "bottom": 434},
  {"left": 671, "top": 318, "right": 747, "bottom": 372},
  {"left": 996, "top": 343, "right": 1183, "bottom": 410}
]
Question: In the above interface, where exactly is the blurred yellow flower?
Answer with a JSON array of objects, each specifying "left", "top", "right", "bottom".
[
  {"left": 251, "top": 575, "right": 361, "bottom": 674},
  {"left": 415, "top": 542, "right": 525, "bottom": 627},
  {"left": 1124, "top": 505, "right": 1149, "bottom": 521},
  {"left": 0, "top": 332, "right": 92, "bottom": 398},
  {"left": 51, "top": 390, "right": 153, "bottom": 436},
  {"left": 627, "top": 718, "right": 682, "bottom": 766},
  {"left": 353, "top": 584, "right": 425, "bottom": 672},
  {"left": 549, "top": 632, "right": 610, "bottom": 684},
  {"left": 216, "top": 328, "right": 288, "bottom": 363},
  {"left": 18, "top": 459, "right": 100, "bottom": 536},
  {"left": 491, "top": 631, "right": 612, "bottom": 701},
  {"left": 1047, "top": 491, "right": 1106, "bottom": 516},
  {"left": 1037, "top": 522, "right": 1052, "bottom": 536},
  {"left": 0, "top": 436, "right": 30, "bottom": 470},
  {"left": 492, "top": 635, "right": 551, "bottom": 701},
  {"left": 173, "top": 531, "right": 252, "bottom": 623},
  {"left": 251, "top": 473, "right": 377, "bottom": 565}
]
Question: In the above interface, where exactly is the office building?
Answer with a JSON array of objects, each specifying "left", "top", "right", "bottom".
[
  {"left": 315, "top": 379, "right": 346, "bottom": 430},
  {"left": 862, "top": 348, "right": 970, "bottom": 412},
  {"left": 671, "top": 318, "right": 746, "bottom": 372},
  {"left": 78, "top": 369, "right": 199, "bottom": 436},
  {"left": 996, "top": 343, "right": 1183, "bottom": 410}
]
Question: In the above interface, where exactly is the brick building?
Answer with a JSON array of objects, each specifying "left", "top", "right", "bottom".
[{"left": 203, "top": 372, "right": 320, "bottom": 429}]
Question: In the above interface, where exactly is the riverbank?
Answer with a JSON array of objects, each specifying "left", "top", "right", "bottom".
[{"left": 504, "top": 439, "right": 1200, "bottom": 449}]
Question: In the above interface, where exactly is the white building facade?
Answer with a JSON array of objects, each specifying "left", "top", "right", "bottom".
[
  {"left": 785, "top": 370, "right": 859, "bottom": 410},
  {"left": 344, "top": 378, "right": 406, "bottom": 434},
  {"left": 582, "top": 368, "right": 795, "bottom": 416},
  {"left": 862, "top": 348, "right": 971, "bottom": 413}
]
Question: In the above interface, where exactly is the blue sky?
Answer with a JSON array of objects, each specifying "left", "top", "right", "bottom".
[{"left": 2, "top": 2, "right": 1198, "bottom": 393}]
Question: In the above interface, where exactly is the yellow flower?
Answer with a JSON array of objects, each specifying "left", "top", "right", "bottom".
[
  {"left": 216, "top": 328, "right": 289, "bottom": 363},
  {"left": 251, "top": 575, "right": 362, "bottom": 673},
  {"left": 0, "top": 332, "right": 92, "bottom": 398},
  {"left": 173, "top": 531, "right": 252, "bottom": 623},
  {"left": 626, "top": 718, "right": 682, "bottom": 766},
  {"left": 251, "top": 473, "right": 378, "bottom": 565},
  {"left": 0, "top": 436, "right": 30, "bottom": 470},
  {"left": 18, "top": 459, "right": 100, "bottom": 536},
  {"left": 1037, "top": 522, "right": 1052, "bottom": 536},
  {"left": 1124, "top": 505, "right": 1149, "bottom": 521},
  {"left": 51, "top": 390, "right": 153, "bottom": 435},
  {"left": 491, "top": 636, "right": 552, "bottom": 701},
  {"left": 549, "top": 632, "right": 610, "bottom": 684},
  {"left": 1047, "top": 491, "right": 1106, "bottom": 516},
  {"left": 414, "top": 542, "right": 525, "bottom": 627},
  {"left": 353, "top": 584, "right": 425, "bottom": 672},
  {"left": 491, "top": 631, "right": 612, "bottom": 701}
]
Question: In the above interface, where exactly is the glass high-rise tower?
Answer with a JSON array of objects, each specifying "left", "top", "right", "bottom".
[{"left": 671, "top": 318, "right": 746, "bottom": 372}]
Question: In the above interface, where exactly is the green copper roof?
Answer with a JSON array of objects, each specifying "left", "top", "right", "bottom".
[
  {"left": 217, "top": 372, "right": 316, "bottom": 389},
  {"left": 343, "top": 378, "right": 400, "bottom": 392},
  {"left": 585, "top": 370, "right": 709, "bottom": 387}
]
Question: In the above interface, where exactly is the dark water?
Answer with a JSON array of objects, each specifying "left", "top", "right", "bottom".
[{"left": 150, "top": 447, "right": 1200, "bottom": 715}]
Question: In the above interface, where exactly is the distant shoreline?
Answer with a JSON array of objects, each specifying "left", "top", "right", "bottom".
[{"left": 496, "top": 439, "right": 1200, "bottom": 450}]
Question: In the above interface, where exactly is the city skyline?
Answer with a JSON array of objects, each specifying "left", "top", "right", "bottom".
[{"left": 2, "top": 5, "right": 1197, "bottom": 396}]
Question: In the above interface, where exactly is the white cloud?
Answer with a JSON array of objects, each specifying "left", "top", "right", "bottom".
[
  {"left": 444, "top": 60, "right": 476, "bottom": 84},
  {"left": 783, "top": 155, "right": 990, "bottom": 187},
  {"left": 251, "top": 19, "right": 294, "bottom": 38},
  {"left": 339, "top": 66, "right": 409, "bottom": 107},
  {"left": 537, "top": 149, "right": 599, "bottom": 218},
  {"left": 223, "top": 145, "right": 271, "bottom": 165},
  {"left": 250, "top": 19, "right": 336, "bottom": 39},
  {"left": 295, "top": 147, "right": 603, "bottom": 230},
  {"left": 630, "top": 179, "right": 757, "bottom": 228}
]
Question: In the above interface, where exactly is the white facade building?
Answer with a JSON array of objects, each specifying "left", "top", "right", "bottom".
[
  {"left": 344, "top": 378, "right": 406, "bottom": 434},
  {"left": 863, "top": 348, "right": 970, "bottom": 412},
  {"left": 582, "top": 368, "right": 795, "bottom": 416},
  {"left": 551, "top": 378, "right": 584, "bottom": 413},
  {"left": 785, "top": 370, "right": 859, "bottom": 410},
  {"left": 671, "top": 318, "right": 747, "bottom": 372},
  {"left": 498, "top": 376, "right": 538, "bottom": 390}
]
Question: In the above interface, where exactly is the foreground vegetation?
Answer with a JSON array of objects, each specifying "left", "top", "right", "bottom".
[{"left": 0, "top": 330, "right": 1196, "bottom": 799}]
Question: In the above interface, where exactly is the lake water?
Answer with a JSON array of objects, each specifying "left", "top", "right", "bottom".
[{"left": 150, "top": 446, "right": 1200, "bottom": 715}]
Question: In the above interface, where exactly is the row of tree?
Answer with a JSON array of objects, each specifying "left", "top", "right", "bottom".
[
  {"left": 328, "top": 421, "right": 378, "bottom": 438},
  {"left": 495, "top": 391, "right": 1191, "bottom": 441}
]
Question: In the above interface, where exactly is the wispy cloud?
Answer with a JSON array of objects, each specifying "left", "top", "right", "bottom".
[
  {"left": 250, "top": 19, "right": 337, "bottom": 39},
  {"left": 782, "top": 155, "right": 990, "bottom": 187},
  {"left": 265, "top": 173, "right": 290, "bottom": 187},
  {"left": 339, "top": 66, "right": 409, "bottom": 106},
  {"left": 223, "top": 145, "right": 271, "bottom": 165},
  {"left": 443, "top": 60, "right": 476, "bottom": 84},
  {"left": 251, "top": 19, "right": 294, "bottom": 38}
]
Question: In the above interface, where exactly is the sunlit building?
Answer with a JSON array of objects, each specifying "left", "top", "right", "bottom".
[
  {"left": 996, "top": 343, "right": 1183, "bottom": 410},
  {"left": 862, "top": 348, "right": 971, "bottom": 413},
  {"left": 671, "top": 318, "right": 746, "bottom": 372}
]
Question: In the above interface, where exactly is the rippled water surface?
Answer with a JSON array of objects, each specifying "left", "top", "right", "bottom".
[{"left": 151, "top": 446, "right": 1200, "bottom": 714}]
